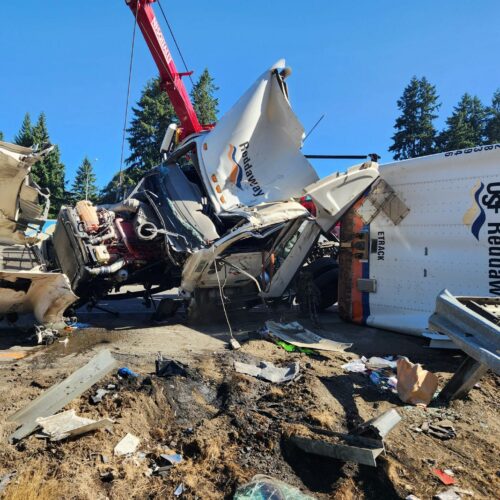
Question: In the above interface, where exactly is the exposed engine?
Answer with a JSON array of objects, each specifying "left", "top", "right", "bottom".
[{"left": 50, "top": 194, "right": 177, "bottom": 306}]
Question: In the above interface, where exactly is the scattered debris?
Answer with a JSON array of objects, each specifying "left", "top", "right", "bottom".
[
  {"left": 155, "top": 354, "right": 188, "bottom": 378},
  {"left": 264, "top": 321, "right": 352, "bottom": 352},
  {"left": 0, "top": 350, "right": 28, "bottom": 361},
  {"left": 159, "top": 453, "right": 183, "bottom": 465},
  {"left": 234, "top": 474, "right": 315, "bottom": 500},
  {"left": 428, "top": 421, "right": 457, "bottom": 440},
  {"left": 434, "top": 487, "right": 461, "bottom": 500},
  {"left": 354, "top": 408, "right": 401, "bottom": 439},
  {"left": 91, "top": 388, "right": 110, "bottom": 404},
  {"left": 432, "top": 468, "right": 456, "bottom": 486},
  {"left": 174, "top": 483, "right": 185, "bottom": 496},
  {"left": 274, "top": 338, "right": 316, "bottom": 354},
  {"left": 0, "top": 471, "right": 16, "bottom": 495},
  {"left": 397, "top": 357, "right": 438, "bottom": 406},
  {"left": 100, "top": 471, "right": 114, "bottom": 483},
  {"left": 365, "top": 356, "right": 398, "bottom": 369},
  {"left": 229, "top": 338, "right": 242, "bottom": 350},
  {"left": 114, "top": 433, "right": 141, "bottom": 456},
  {"left": 286, "top": 409, "right": 400, "bottom": 467},
  {"left": 36, "top": 409, "right": 113, "bottom": 441},
  {"left": 8, "top": 349, "right": 117, "bottom": 442},
  {"left": 342, "top": 355, "right": 399, "bottom": 392},
  {"left": 117, "top": 367, "right": 138, "bottom": 378},
  {"left": 342, "top": 357, "right": 367, "bottom": 373},
  {"left": 234, "top": 360, "right": 300, "bottom": 383},
  {"left": 412, "top": 419, "right": 457, "bottom": 440}
]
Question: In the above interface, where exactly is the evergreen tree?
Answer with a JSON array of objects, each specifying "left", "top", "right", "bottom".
[
  {"left": 101, "top": 69, "right": 219, "bottom": 202},
  {"left": 389, "top": 76, "right": 440, "bottom": 160},
  {"left": 191, "top": 68, "right": 219, "bottom": 124},
  {"left": 14, "top": 113, "right": 34, "bottom": 147},
  {"left": 125, "top": 77, "right": 177, "bottom": 179},
  {"left": 30, "top": 114, "right": 66, "bottom": 217},
  {"left": 71, "top": 157, "right": 98, "bottom": 203},
  {"left": 438, "top": 94, "right": 488, "bottom": 151},
  {"left": 485, "top": 89, "right": 500, "bottom": 144},
  {"left": 99, "top": 169, "right": 136, "bottom": 204},
  {"left": 0, "top": 131, "right": 3, "bottom": 141}
]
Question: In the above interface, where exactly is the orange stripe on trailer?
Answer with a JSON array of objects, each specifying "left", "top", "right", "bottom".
[{"left": 351, "top": 199, "right": 366, "bottom": 324}]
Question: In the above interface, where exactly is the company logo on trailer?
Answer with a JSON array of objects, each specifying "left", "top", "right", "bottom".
[
  {"left": 463, "top": 180, "right": 487, "bottom": 240},
  {"left": 464, "top": 180, "right": 500, "bottom": 296}
]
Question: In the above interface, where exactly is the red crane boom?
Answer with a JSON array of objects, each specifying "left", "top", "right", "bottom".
[{"left": 125, "top": 0, "right": 203, "bottom": 139}]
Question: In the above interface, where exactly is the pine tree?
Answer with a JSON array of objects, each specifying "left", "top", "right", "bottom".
[
  {"left": 101, "top": 69, "right": 219, "bottom": 202},
  {"left": 389, "top": 76, "right": 440, "bottom": 160},
  {"left": 14, "top": 113, "right": 34, "bottom": 147},
  {"left": 30, "top": 113, "right": 66, "bottom": 217},
  {"left": 0, "top": 131, "right": 3, "bottom": 141},
  {"left": 71, "top": 157, "right": 98, "bottom": 203},
  {"left": 191, "top": 68, "right": 219, "bottom": 124},
  {"left": 438, "top": 94, "right": 488, "bottom": 151},
  {"left": 125, "top": 77, "right": 177, "bottom": 178},
  {"left": 485, "top": 89, "right": 500, "bottom": 144}
]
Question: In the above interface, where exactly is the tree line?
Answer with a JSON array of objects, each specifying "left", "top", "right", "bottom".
[
  {"left": 389, "top": 77, "right": 500, "bottom": 160},
  {"left": 1, "top": 70, "right": 498, "bottom": 215},
  {"left": 0, "top": 69, "right": 218, "bottom": 214}
]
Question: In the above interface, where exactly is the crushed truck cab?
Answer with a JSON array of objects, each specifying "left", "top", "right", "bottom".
[{"left": 0, "top": 62, "right": 379, "bottom": 330}]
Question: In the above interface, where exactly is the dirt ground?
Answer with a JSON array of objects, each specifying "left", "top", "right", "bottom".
[{"left": 0, "top": 302, "right": 498, "bottom": 499}]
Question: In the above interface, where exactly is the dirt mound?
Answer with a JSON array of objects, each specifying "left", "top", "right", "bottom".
[{"left": 0, "top": 339, "right": 499, "bottom": 499}]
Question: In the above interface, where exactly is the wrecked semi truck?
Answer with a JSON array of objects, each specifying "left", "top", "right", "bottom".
[
  {"left": 1, "top": 0, "right": 499, "bottom": 343},
  {"left": 0, "top": 61, "right": 379, "bottom": 333},
  {"left": 0, "top": 1, "right": 380, "bottom": 333}
]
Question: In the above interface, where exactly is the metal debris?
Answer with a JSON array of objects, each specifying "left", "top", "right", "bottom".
[
  {"left": 91, "top": 388, "right": 110, "bottom": 404},
  {"left": 174, "top": 483, "right": 185, "bottom": 496},
  {"left": 114, "top": 433, "right": 140, "bottom": 456},
  {"left": 36, "top": 409, "right": 113, "bottom": 441},
  {"left": 288, "top": 409, "right": 400, "bottom": 467},
  {"left": 8, "top": 349, "right": 117, "bottom": 442},
  {"left": 265, "top": 321, "right": 352, "bottom": 352},
  {"left": 234, "top": 360, "right": 300, "bottom": 383},
  {"left": 0, "top": 471, "right": 16, "bottom": 495}
]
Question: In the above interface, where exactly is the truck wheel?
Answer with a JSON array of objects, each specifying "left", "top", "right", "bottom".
[
  {"left": 305, "top": 257, "right": 338, "bottom": 279},
  {"left": 313, "top": 267, "right": 339, "bottom": 310}
]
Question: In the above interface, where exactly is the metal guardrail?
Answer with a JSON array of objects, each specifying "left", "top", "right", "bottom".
[{"left": 429, "top": 289, "right": 500, "bottom": 401}]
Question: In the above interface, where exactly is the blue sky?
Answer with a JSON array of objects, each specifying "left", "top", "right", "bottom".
[{"left": 1, "top": 1, "right": 498, "bottom": 188}]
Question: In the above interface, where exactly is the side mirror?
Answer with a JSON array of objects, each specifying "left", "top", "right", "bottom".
[{"left": 160, "top": 123, "right": 178, "bottom": 157}]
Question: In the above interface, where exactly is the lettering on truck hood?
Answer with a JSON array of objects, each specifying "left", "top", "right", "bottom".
[{"left": 198, "top": 60, "right": 318, "bottom": 212}]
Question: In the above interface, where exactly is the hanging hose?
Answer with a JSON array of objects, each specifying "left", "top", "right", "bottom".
[{"left": 85, "top": 259, "right": 126, "bottom": 276}]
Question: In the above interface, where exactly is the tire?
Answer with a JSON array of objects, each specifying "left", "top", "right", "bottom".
[
  {"left": 305, "top": 257, "right": 338, "bottom": 279},
  {"left": 313, "top": 267, "right": 339, "bottom": 310}
]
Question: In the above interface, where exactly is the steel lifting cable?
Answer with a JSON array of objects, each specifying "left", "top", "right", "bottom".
[
  {"left": 156, "top": 0, "right": 194, "bottom": 87},
  {"left": 118, "top": 0, "right": 139, "bottom": 196}
]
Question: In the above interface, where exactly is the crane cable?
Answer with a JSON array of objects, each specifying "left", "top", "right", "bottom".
[
  {"left": 118, "top": 0, "right": 139, "bottom": 196},
  {"left": 156, "top": 0, "right": 195, "bottom": 87}
]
